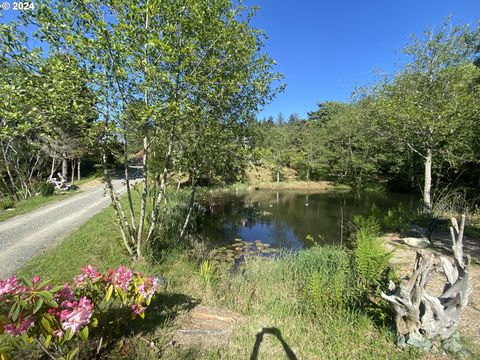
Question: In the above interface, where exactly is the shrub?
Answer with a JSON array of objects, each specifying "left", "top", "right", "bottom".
[
  {"left": 351, "top": 215, "right": 391, "bottom": 297},
  {"left": 0, "top": 265, "right": 162, "bottom": 359},
  {"left": 0, "top": 197, "right": 15, "bottom": 211},
  {"left": 37, "top": 182, "right": 55, "bottom": 197},
  {"left": 147, "top": 190, "right": 205, "bottom": 255}
]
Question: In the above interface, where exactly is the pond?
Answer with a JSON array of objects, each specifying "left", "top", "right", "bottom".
[{"left": 204, "top": 190, "right": 417, "bottom": 249}]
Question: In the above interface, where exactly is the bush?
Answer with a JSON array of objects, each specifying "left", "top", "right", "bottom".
[
  {"left": 0, "top": 265, "right": 162, "bottom": 359},
  {"left": 37, "top": 182, "right": 55, "bottom": 197},
  {"left": 147, "top": 190, "right": 205, "bottom": 256},
  {"left": 0, "top": 197, "right": 15, "bottom": 211},
  {"left": 368, "top": 205, "right": 414, "bottom": 233},
  {"left": 351, "top": 215, "right": 391, "bottom": 297}
]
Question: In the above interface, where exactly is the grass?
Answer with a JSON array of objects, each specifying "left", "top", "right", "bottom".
[
  {"left": 0, "top": 192, "right": 78, "bottom": 222},
  {"left": 12, "top": 195, "right": 424, "bottom": 360},
  {"left": 0, "top": 175, "right": 100, "bottom": 222}
]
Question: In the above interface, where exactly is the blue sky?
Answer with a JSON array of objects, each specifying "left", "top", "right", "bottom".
[
  {"left": 1, "top": 1, "right": 479, "bottom": 120},
  {"left": 246, "top": 0, "right": 480, "bottom": 120}
]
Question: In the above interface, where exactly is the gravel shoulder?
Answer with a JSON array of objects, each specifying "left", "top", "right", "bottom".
[{"left": 0, "top": 179, "right": 125, "bottom": 278}]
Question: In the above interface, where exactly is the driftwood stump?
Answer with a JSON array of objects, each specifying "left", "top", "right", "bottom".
[{"left": 382, "top": 215, "right": 471, "bottom": 350}]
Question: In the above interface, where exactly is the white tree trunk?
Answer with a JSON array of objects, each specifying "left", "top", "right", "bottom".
[
  {"left": 71, "top": 159, "right": 75, "bottom": 185},
  {"left": 62, "top": 152, "right": 68, "bottom": 179},
  {"left": 423, "top": 148, "right": 432, "bottom": 213},
  {"left": 49, "top": 155, "right": 56, "bottom": 179}
]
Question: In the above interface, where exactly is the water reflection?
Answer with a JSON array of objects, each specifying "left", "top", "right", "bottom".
[{"left": 205, "top": 190, "right": 417, "bottom": 249}]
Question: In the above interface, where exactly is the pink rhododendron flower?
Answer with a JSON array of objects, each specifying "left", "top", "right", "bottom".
[
  {"left": 111, "top": 266, "right": 133, "bottom": 291},
  {"left": 59, "top": 297, "right": 93, "bottom": 333},
  {"left": 53, "top": 329, "right": 64, "bottom": 337},
  {"left": 81, "top": 265, "right": 101, "bottom": 278},
  {"left": 74, "top": 274, "right": 86, "bottom": 287},
  {"left": 138, "top": 277, "right": 160, "bottom": 298},
  {"left": 0, "top": 275, "right": 26, "bottom": 296},
  {"left": 131, "top": 303, "right": 146, "bottom": 315},
  {"left": 56, "top": 283, "right": 75, "bottom": 302},
  {"left": 4, "top": 316, "right": 34, "bottom": 335},
  {"left": 32, "top": 275, "right": 41, "bottom": 284}
]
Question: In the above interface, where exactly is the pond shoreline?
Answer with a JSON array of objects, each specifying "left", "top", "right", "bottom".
[{"left": 246, "top": 180, "right": 343, "bottom": 191}]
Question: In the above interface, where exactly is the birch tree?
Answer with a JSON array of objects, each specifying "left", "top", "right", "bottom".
[
  {"left": 375, "top": 21, "right": 480, "bottom": 212},
  {"left": 33, "top": 0, "right": 282, "bottom": 258}
]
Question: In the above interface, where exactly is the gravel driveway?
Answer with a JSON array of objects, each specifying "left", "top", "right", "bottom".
[{"left": 0, "top": 179, "right": 125, "bottom": 278}]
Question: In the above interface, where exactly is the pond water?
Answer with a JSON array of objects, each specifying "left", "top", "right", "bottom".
[{"left": 204, "top": 190, "right": 418, "bottom": 249}]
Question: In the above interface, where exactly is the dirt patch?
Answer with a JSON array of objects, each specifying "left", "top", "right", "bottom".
[
  {"left": 77, "top": 179, "right": 102, "bottom": 190},
  {"left": 250, "top": 181, "right": 335, "bottom": 191},
  {"left": 385, "top": 233, "right": 480, "bottom": 356},
  {"left": 171, "top": 306, "right": 240, "bottom": 349},
  {"left": 246, "top": 165, "right": 299, "bottom": 183}
]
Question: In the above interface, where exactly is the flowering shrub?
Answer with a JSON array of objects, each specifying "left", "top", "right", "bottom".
[{"left": 0, "top": 266, "right": 162, "bottom": 359}]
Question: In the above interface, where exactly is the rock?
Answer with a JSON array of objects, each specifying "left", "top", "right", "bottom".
[
  {"left": 442, "top": 331, "right": 472, "bottom": 359},
  {"left": 405, "top": 334, "right": 432, "bottom": 351},
  {"left": 409, "top": 224, "right": 429, "bottom": 237},
  {"left": 402, "top": 237, "right": 431, "bottom": 248},
  {"left": 172, "top": 306, "right": 239, "bottom": 349}
]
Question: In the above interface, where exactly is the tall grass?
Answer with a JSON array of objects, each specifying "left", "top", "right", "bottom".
[
  {"left": 145, "top": 189, "right": 205, "bottom": 258},
  {"left": 201, "top": 245, "right": 414, "bottom": 360}
]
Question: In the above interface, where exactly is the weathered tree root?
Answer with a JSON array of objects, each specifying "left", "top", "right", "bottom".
[{"left": 382, "top": 215, "right": 471, "bottom": 350}]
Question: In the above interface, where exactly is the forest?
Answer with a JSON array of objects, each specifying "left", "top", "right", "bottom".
[{"left": 1, "top": 1, "right": 480, "bottom": 359}]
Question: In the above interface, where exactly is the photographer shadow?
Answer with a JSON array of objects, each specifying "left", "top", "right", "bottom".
[{"left": 250, "top": 327, "right": 298, "bottom": 360}]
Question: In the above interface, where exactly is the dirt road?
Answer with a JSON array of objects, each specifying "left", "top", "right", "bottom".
[{"left": 0, "top": 179, "right": 125, "bottom": 278}]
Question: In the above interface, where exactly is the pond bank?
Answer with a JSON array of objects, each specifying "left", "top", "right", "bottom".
[{"left": 246, "top": 180, "right": 339, "bottom": 191}]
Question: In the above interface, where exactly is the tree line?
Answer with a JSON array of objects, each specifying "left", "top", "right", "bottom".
[{"left": 251, "top": 20, "right": 480, "bottom": 213}]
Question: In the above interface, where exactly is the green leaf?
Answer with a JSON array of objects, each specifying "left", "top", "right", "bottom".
[
  {"left": 38, "top": 291, "right": 53, "bottom": 301},
  {"left": 32, "top": 298, "right": 44, "bottom": 314},
  {"left": 44, "top": 299, "right": 58, "bottom": 308},
  {"left": 7, "top": 303, "right": 17, "bottom": 320},
  {"left": 90, "top": 318, "right": 98, "bottom": 328},
  {"left": 116, "top": 286, "right": 125, "bottom": 302},
  {"left": 40, "top": 316, "right": 52, "bottom": 334},
  {"left": 79, "top": 326, "right": 89, "bottom": 341},
  {"left": 66, "top": 347, "right": 79, "bottom": 360},
  {"left": 105, "top": 285, "right": 114, "bottom": 302},
  {"left": 11, "top": 304, "right": 21, "bottom": 322},
  {"left": 44, "top": 334, "right": 52, "bottom": 348},
  {"left": 19, "top": 275, "right": 33, "bottom": 288},
  {"left": 64, "top": 328, "right": 75, "bottom": 341}
]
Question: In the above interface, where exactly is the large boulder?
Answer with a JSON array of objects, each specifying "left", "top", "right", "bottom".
[{"left": 402, "top": 237, "right": 431, "bottom": 248}]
